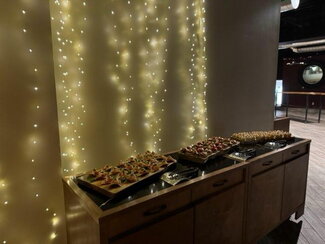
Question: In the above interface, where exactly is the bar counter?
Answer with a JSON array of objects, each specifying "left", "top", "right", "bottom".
[{"left": 63, "top": 137, "right": 311, "bottom": 244}]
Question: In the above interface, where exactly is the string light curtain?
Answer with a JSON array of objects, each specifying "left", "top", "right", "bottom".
[{"left": 50, "top": 0, "right": 208, "bottom": 174}]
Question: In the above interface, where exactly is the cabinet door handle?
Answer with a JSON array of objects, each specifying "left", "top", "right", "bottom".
[
  {"left": 213, "top": 179, "right": 228, "bottom": 187},
  {"left": 262, "top": 160, "right": 273, "bottom": 166},
  {"left": 291, "top": 149, "right": 300, "bottom": 155},
  {"left": 143, "top": 204, "right": 167, "bottom": 216}
]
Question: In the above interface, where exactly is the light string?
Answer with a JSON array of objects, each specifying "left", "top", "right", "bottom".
[
  {"left": 52, "top": 0, "right": 208, "bottom": 170},
  {"left": 52, "top": 0, "right": 88, "bottom": 173},
  {"left": 21, "top": 4, "right": 59, "bottom": 242},
  {"left": 107, "top": 1, "right": 136, "bottom": 154},
  {"left": 176, "top": 0, "right": 208, "bottom": 145}
]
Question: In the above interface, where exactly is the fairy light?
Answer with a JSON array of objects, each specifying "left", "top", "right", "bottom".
[
  {"left": 15, "top": 4, "right": 60, "bottom": 243},
  {"left": 51, "top": 0, "right": 88, "bottom": 173},
  {"left": 50, "top": 232, "right": 57, "bottom": 240},
  {"left": 52, "top": 0, "right": 207, "bottom": 173},
  {"left": 176, "top": 0, "right": 208, "bottom": 144},
  {"left": 134, "top": 0, "right": 169, "bottom": 152},
  {"left": 0, "top": 176, "right": 8, "bottom": 212},
  {"left": 106, "top": 3, "right": 135, "bottom": 154},
  {"left": 193, "top": 0, "right": 208, "bottom": 138}
]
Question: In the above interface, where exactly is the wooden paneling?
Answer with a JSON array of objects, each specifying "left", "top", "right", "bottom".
[
  {"left": 283, "top": 143, "right": 308, "bottom": 162},
  {"left": 282, "top": 154, "right": 309, "bottom": 220},
  {"left": 111, "top": 208, "right": 193, "bottom": 244},
  {"left": 249, "top": 152, "right": 283, "bottom": 176},
  {"left": 106, "top": 189, "right": 191, "bottom": 238},
  {"left": 191, "top": 168, "right": 244, "bottom": 201},
  {"left": 246, "top": 165, "right": 285, "bottom": 244},
  {"left": 194, "top": 183, "right": 245, "bottom": 244}
]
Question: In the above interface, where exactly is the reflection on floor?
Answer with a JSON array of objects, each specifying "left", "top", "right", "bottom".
[{"left": 259, "top": 108, "right": 325, "bottom": 244}]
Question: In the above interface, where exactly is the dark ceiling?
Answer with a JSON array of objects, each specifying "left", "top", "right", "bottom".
[{"left": 280, "top": 0, "right": 325, "bottom": 43}]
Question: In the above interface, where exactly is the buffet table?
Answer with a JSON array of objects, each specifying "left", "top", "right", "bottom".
[
  {"left": 63, "top": 138, "right": 310, "bottom": 244},
  {"left": 282, "top": 91, "right": 325, "bottom": 123}
]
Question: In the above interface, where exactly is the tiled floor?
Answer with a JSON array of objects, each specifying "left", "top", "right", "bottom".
[{"left": 259, "top": 108, "right": 325, "bottom": 244}]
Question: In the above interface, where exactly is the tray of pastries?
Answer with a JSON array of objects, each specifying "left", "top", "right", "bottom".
[
  {"left": 76, "top": 151, "right": 176, "bottom": 198},
  {"left": 178, "top": 137, "right": 240, "bottom": 164},
  {"left": 231, "top": 130, "right": 292, "bottom": 145}
]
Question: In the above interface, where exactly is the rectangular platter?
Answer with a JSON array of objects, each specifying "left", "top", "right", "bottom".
[
  {"left": 231, "top": 130, "right": 292, "bottom": 145},
  {"left": 76, "top": 153, "right": 177, "bottom": 198},
  {"left": 178, "top": 143, "right": 239, "bottom": 164}
]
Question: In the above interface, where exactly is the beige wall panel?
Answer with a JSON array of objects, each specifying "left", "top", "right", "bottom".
[
  {"left": 206, "top": 0, "right": 281, "bottom": 136},
  {"left": 0, "top": 0, "right": 66, "bottom": 243}
]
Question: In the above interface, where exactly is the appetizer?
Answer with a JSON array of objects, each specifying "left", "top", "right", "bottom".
[
  {"left": 231, "top": 130, "right": 292, "bottom": 144},
  {"left": 180, "top": 136, "right": 239, "bottom": 158},
  {"left": 87, "top": 151, "right": 176, "bottom": 189}
]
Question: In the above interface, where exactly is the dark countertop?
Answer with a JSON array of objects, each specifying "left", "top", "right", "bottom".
[{"left": 76, "top": 138, "right": 303, "bottom": 211}]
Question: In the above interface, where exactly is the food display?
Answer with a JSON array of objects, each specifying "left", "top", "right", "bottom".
[
  {"left": 76, "top": 151, "right": 176, "bottom": 197},
  {"left": 231, "top": 130, "right": 292, "bottom": 145},
  {"left": 179, "top": 137, "right": 240, "bottom": 163}
]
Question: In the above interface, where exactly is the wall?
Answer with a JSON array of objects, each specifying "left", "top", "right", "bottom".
[
  {"left": 50, "top": 0, "right": 209, "bottom": 174},
  {"left": 280, "top": 53, "right": 325, "bottom": 108},
  {"left": 0, "top": 0, "right": 66, "bottom": 243},
  {"left": 50, "top": 0, "right": 281, "bottom": 174},
  {"left": 207, "top": 0, "right": 281, "bottom": 136}
]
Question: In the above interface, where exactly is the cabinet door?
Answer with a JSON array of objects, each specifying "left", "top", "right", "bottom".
[
  {"left": 110, "top": 208, "right": 193, "bottom": 244},
  {"left": 282, "top": 154, "right": 309, "bottom": 220},
  {"left": 246, "top": 165, "right": 284, "bottom": 244},
  {"left": 195, "top": 183, "right": 245, "bottom": 244}
]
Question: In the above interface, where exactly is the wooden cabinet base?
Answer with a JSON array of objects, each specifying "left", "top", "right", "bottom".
[
  {"left": 194, "top": 183, "right": 245, "bottom": 244},
  {"left": 282, "top": 154, "right": 309, "bottom": 220},
  {"left": 110, "top": 208, "right": 193, "bottom": 244},
  {"left": 63, "top": 139, "right": 310, "bottom": 244},
  {"left": 246, "top": 165, "right": 285, "bottom": 244}
]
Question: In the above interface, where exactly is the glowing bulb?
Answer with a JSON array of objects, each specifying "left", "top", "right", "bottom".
[
  {"left": 52, "top": 217, "right": 59, "bottom": 226},
  {"left": 50, "top": 232, "right": 57, "bottom": 240}
]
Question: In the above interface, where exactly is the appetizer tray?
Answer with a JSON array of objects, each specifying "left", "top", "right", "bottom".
[
  {"left": 231, "top": 130, "right": 292, "bottom": 145},
  {"left": 76, "top": 151, "right": 176, "bottom": 198},
  {"left": 178, "top": 137, "right": 240, "bottom": 164}
]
